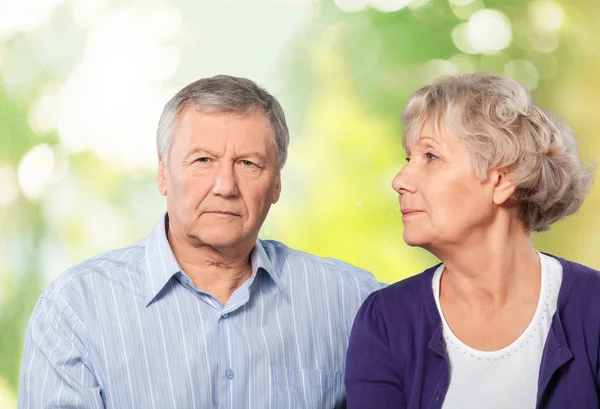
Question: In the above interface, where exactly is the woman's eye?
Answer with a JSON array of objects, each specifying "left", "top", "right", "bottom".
[{"left": 426, "top": 152, "right": 438, "bottom": 161}]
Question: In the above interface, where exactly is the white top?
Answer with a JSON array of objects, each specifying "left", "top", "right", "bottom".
[{"left": 432, "top": 252, "right": 563, "bottom": 409}]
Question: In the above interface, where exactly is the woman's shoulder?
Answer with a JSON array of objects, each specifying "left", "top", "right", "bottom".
[
  {"left": 564, "top": 258, "right": 600, "bottom": 276},
  {"left": 547, "top": 256, "right": 600, "bottom": 340},
  {"left": 544, "top": 254, "right": 600, "bottom": 319},
  {"left": 549, "top": 254, "right": 599, "bottom": 281},
  {"left": 554, "top": 255, "right": 600, "bottom": 293},
  {"left": 366, "top": 264, "right": 441, "bottom": 319},
  {"left": 380, "top": 264, "right": 440, "bottom": 295},
  {"left": 353, "top": 265, "right": 442, "bottom": 356}
]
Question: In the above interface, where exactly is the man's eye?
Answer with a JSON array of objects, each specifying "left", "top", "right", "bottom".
[
  {"left": 240, "top": 160, "right": 255, "bottom": 166},
  {"left": 196, "top": 157, "right": 210, "bottom": 163}
]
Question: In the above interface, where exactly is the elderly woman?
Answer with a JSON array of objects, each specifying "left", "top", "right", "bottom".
[{"left": 345, "top": 72, "right": 598, "bottom": 409}]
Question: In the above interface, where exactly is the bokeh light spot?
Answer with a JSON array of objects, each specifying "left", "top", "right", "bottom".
[
  {"left": 0, "top": 166, "right": 19, "bottom": 206},
  {"left": 505, "top": 59, "right": 540, "bottom": 90},
  {"left": 529, "top": 31, "right": 560, "bottom": 53},
  {"left": 0, "top": 0, "right": 64, "bottom": 41},
  {"left": 451, "top": 23, "right": 477, "bottom": 54},
  {"left": 371, "top": 0, "right": 411, "bottom": 13},
  {"left": 17, "top": 144, "right": 55, "bottom": 200},
  {"left": 450, "top": 0, "right": 483, "bottom": 20},
  {"left": 449, "top": 0, "right": 476, "bottom": 6},
  {"left": 529, "top": 1, "right": 565, "bottom": 32},
  {"left": 466, "top": 9, "right": 512, "bottom": 54},
  {"left": 422, "top": 59, "right": 460, "bottom": 83},
  {"left": 333, "top": 0, "right": 369, "bottom": 12}
]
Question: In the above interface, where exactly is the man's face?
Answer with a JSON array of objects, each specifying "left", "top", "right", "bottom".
[{"left": 158, "top": 107, "right": 281, "bottom": 253}]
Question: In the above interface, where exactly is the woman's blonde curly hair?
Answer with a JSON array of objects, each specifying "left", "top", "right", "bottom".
[{"left": 402, "top": 72, "right": 595, "bottom": 232}]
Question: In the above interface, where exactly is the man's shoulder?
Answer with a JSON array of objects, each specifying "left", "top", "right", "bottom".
[
  {"left": 42, "top": 239, "right": 148, "bottom": 301},
  {"left": 258, "top": 239, "right": 379, "bottom": 289}
]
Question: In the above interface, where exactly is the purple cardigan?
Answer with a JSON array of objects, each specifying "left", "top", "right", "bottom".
[{"left": 345, "top": 256, "right": 600, "bottom": 409}]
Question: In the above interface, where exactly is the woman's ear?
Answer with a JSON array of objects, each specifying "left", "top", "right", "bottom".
[{"left": 490, "top": 168, "right": 516, "bottom": 205}]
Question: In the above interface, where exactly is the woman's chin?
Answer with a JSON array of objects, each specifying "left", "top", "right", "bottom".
[{"left": 403, "top": 232, "right": 430, "bottom": 248}]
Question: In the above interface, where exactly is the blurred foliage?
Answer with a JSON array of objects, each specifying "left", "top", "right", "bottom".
[
  {"left": 0, "top": 84, "right": 46, "bottom": 393},
  {"left": 276, "top": 0, "right": 600, "bottom": 283},
  {"left": 0, "top": 0, "right": 599, "bottom": 405}
]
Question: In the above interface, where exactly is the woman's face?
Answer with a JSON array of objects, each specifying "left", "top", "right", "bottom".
[{"left": 392, "top": 121, "right": 501, "bottom": 253}]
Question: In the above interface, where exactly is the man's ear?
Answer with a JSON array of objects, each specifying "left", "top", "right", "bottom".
[
  {"left": 490, "top": 168, "right": 516, "bottom": 205},
  {"left": 272, "top": 172, "right": 281, "bottom": 204},
  {"left": 157, "top": 155, "right": 168, "bottom": 196}
]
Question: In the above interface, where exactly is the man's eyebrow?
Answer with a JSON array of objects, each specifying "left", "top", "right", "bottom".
[
  {"left": 183, "top": 147, "right": 269, "bottom": 162},
  {"left": 184, "top": 147, "right": 219, "bottom": 157},
  {"left": 237, "top": 151, "right": 267, "bottom": 161}
]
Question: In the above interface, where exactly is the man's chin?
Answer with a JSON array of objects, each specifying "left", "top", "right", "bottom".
[
  {"left": 194, "top": 231, "right": 250, "bottom": 251},
  {"left": 203, "top": 239, "right": 239, "bottom": 250}
]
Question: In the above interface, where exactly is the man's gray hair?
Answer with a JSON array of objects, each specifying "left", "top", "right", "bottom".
[{"left": 156, "top": 75, "right": 290, "bottom": 169}]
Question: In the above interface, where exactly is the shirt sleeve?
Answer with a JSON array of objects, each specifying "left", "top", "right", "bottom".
[
  {"left": 18, "top": 296, "right": 104, "bottom": 409},
  {"left": 345, "top": 290, "right": 405, "bottom": 409}
]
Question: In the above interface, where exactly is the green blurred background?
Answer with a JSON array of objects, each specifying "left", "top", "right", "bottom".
[{"left": 0, "top": 0, "right": 598, "bottom": 405}]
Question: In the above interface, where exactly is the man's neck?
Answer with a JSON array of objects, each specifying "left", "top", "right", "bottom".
[{"left": 167, "top": 229, "right": 255, "bottom": 307}]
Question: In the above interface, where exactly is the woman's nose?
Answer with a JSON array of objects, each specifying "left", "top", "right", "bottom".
[{"left": 391, "top": 164, "right": 417, "bottom": 195}]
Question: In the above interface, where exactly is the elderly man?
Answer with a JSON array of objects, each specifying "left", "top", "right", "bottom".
[{"left": 18, "top": 75, "right": 380, "bottom": 408}]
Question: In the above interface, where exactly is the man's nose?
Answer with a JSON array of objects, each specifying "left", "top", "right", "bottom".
[{"left": 212, "top": 163, "right": 239, "bottom": 197}]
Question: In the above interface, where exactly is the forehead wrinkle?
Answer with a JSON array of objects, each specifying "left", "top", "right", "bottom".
[
  {"left": 184, "top": 146, "right": 221, "bottom": 158},
  {"left": 233, "top": 136, "right": 270, "bottom": 155},
  {"left": 230, "top": 136, "right": 276, "bottom": 167},
  {"left": 406, "top": 124, "right": 445, "bottom": 154}
]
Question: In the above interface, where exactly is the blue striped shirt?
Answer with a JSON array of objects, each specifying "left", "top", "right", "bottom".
[{"left": 18, "top": 214, "right": 380, "bottom": 408}]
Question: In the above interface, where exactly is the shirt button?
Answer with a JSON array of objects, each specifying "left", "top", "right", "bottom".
[
  {"left": 222, "top": 313, "right": 229, "bottom": 318},
  {"left": 225, "top": 369, "right": 235, "bottom": 379},
  {"left": 435, "top": 394, "right": 440, "bottom": 402}
]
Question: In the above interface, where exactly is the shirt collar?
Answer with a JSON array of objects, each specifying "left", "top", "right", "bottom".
[
  {"left": 144, "top": 213, "right": 183, "bottom": 306},
  {"left": 250, "top": 238, "right": 289, "bottom": 301},
  {"left": 144, "top": 213, "right": 288, "bottom": 306}
]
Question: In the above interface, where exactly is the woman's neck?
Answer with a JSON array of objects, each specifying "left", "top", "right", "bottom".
[{"left": 433, "top": 221, "right": 540, "bottom": 310}]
